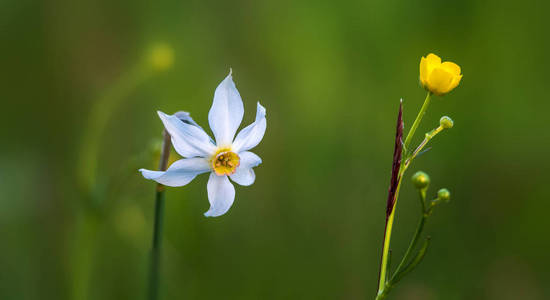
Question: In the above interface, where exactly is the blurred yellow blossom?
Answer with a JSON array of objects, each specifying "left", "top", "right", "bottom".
[
  {"left": 149, "top": 43, "right": 174, "bottom": 71},
  {"left": 419, "top": 53, "right": 462, "bottom": 96}
]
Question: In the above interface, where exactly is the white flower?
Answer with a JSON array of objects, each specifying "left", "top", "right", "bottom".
[{"left": 139, "top": 71, "right": 266, "bottom": 217}]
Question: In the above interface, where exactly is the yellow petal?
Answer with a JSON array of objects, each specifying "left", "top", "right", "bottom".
[
  {"left": 420, "top": 54, "right": 442, "bottom": 88},
  {"left": 425, "top": 53, "right": 441, "bottom": 72},
  {"left": 441, "top": 61, "right": 461, "bottom": 76},
  {"left": 445, "top": 74, "right": 462, "bottom": 93},
  {"left": 419, "top": 57, "right": 428, "bottom": 86},
  {"left": 427, "top": 67, "right": 454, "bottom": 95}
]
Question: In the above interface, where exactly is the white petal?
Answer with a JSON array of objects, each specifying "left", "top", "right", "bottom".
[
  {"left": 139, "top": 157, "right": 211, "bottom": 187},
  {"left": 174, "top": 111, "right": 215, "bottom": 144},
  {"left": 208, "top": 71, "right": 244, "bottom": 147},
  {"left": 204, "top": 172, "right": 235, "bottom": 217},
  {"left": 157, "top": 111, "right": 216, "bottom": 157},
  {"left": 173, "top": 111, "right": 201, "bottom": 128},
  {"left": 230, "top": 168, "right": 255, "bottom": 186},
  {"left": 230, "top": 151, "right": 262, "bottom": 186},
  {"left": 232, "top": 102, "right": 266, "bottom": 153}
]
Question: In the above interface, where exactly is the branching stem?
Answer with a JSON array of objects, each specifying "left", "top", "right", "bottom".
[{"left": 376, "top": 92, "right": 433, "bottom": 299}]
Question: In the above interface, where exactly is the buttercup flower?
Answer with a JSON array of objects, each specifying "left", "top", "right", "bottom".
[
  {"left": 140, "top": 71, "right": 266, "bottom": 217},
  {"left": 419, "top": 53, "right": 462, "bottom": 96}
]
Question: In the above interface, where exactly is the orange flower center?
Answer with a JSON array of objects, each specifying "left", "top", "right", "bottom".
[{"left": 212, "top": 149, "right": 240, "bottom": 176}]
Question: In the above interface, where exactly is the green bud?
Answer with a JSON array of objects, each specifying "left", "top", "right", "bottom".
[
  {"left": 437, "top": 188, "right": 451, "bottom": 202},
  {"left": 440, "top": 116, "right": 454, "bottom": 129},
  {"left": 411, "top": 171, "right": 430, "bottom": 189}
]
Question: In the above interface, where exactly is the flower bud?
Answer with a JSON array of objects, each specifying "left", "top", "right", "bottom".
[
  {"left": 437, "top": 188, "right": 451, "bottom": 202},
  {"left": 440, "top": 116, "right": 454, "bottom": 129},
  {"left": 411, "top": 171, "right": 430, "bottom": 190}
]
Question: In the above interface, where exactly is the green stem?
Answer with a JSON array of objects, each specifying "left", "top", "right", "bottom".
[
  {"left": 389, "top": 191, "right": 427, "bottom": 283},
  {"left": 403, "top": 92, "right": 432, "bottom": 150},
  {"left": 375, "top": 285, "right": 390, "bottom": 300},
  {"left": 78, "top": 64, "right": 151, "bottom": 193},
  {"left": 391, "top": 237, "right": 430, "bottom": 284},
  {"left": 72, "top": 58, "right": 153, "bottom": 300},
  {"left": 71, "top": 211, "right": 99, "bottom": 300},
  {"left": 376, "top": 92, "right": 433, "bottom": 300},
  {"left": 376, "top": 190, "right": 429, "bottom": 300},
  {"left": 149, "top": 130, "right": 171, "bottom": 300},
  {"left": 149, "top": 187, "right": 165, "bottom": 300},
  {"left": 377, "top": 207, "right": 397, "bottom": 293},
  {"left": 402, "top": 125, "right": 443, "bottom": 171}
]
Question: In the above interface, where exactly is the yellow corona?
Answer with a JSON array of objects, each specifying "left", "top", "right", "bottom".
[{"left": 211, "top": 149, "right": 240, "bottom": 176}]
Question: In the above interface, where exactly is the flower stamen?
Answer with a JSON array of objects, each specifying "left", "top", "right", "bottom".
[{"left": 211, "top": 149, "right": 240, "bottom": 176}]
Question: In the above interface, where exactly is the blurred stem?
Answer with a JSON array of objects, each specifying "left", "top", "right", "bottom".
[
  {"left": 77, "top": 63, "right": 151, "bottom": 193},
  {"left": 149, "top": 130, "right": 171, "bottom": 300},
  {"left": 71, "top": 211, "right": 99, "bottom": 300},
  {"left": 72, "top": 52, "right": 159, "bottom": 300}
]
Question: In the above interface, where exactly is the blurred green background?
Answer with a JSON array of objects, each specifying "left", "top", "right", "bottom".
[{"left": 2, "top": 0, "right": 550, "bottom": 299}]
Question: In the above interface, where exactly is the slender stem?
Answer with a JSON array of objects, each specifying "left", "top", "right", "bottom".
[
  {"left": 149, "top": 130, "right": 171, "bottom": 300},
  {"left": 149, "top": 187, "right": 165, "bottom": 300},
  {"left": 376, "top": 284, "right": 390, "bottom": 300},
  {"left": 78, "top": 64, "right": 151, "bottom": 192},
  {"left": 376, "top": 188, "right": 429, "bottom": 300},
  {"left": 391, "top": 236, "right": 430, "bottom": 284},
  {"left": 376, "top": 172, "right": 404, "bottom": 300},
  {"left": 403, "top": 126, "right": 443, "bottom": 171},
  {"left": 419, "top": 189, "right": 426, "bottom": 213},
  {"left": 72, "top": 56, "right": 153, "bottom": 300},
  {"left": 378, "top": 210, "right": 396, "bottom": 292},
  {"left": 403, "top": 92, "right": 432, "bottom": 150},
  {"left": 376, "top": 92, "right": 433, "bottom": 299},
  {"left": 389, "top": 190, "right": 427, "bottom": 283}
]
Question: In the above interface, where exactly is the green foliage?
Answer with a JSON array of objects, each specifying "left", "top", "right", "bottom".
[{"left": 1, "top": 0, "right": 550, "bottom": 299}]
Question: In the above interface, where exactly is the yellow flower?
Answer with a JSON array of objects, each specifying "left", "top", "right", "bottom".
[
  {"left": 149, "top": 43, "right": 174, "bottom": 72},
  {"left": 419, "top": 53, "right": 462, "bottom": 96}
]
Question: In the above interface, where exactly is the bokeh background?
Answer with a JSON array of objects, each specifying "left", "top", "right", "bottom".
[{"left": 2, "top": 0, "right": 550, "bottom": 299}]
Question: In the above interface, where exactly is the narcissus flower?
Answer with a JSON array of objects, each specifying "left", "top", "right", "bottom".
[
  {"left": 140, "top": 71, "right": 266, "bottom": 217},
  {"left": 420, "top": 53, "right": 462, "bottom": 96}
]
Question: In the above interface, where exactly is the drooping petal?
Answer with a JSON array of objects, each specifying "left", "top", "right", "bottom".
[
  {"left": 139, "top": 157, "right": 211, "bottom": 187},
  {"left": 158, "top": 111, "right": 216, "bottom": 157},
  {"left": 204, "top": 172, "right": 235, "bottom": 217},
  {"left": 230, "top": 151, "right": 262, "bottom": 186},
  {"left": 232, "top": 102, "right": 266, "bottom": 153},
  {"left": 208, "top": 71, "right": 244, "bottom": 147}
]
